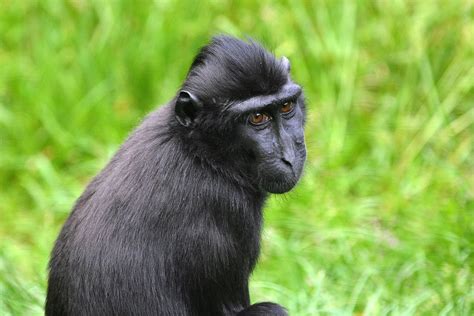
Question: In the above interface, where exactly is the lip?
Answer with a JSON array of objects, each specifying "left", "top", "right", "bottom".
[{"left": 284, "top": 162, "right": 297, "bottom": 177}]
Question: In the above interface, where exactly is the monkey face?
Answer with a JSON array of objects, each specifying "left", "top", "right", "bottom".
[
  {"left": 175, "top": 81, "right": 306, "bottom": 194},
  {"left": 237, "top": 88, "right": 307, "bottom": 194}
]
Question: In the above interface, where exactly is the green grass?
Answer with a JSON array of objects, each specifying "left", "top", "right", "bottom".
[{"left": 1, "top": 1, "right": 473, "bottom": 315}]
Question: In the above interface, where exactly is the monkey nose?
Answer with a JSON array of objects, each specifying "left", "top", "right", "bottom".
[{"left": 280, "top": 157, "right": 293, "bottom": 168}]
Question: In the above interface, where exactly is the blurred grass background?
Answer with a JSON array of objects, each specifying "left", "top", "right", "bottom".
[{"left": 0, "top": 0, "right": 473, "bottom": 315}]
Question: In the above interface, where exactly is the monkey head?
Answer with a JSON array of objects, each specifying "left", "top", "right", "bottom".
[{"left": 174, "top": 36, "right": 306, "bottom": 194}]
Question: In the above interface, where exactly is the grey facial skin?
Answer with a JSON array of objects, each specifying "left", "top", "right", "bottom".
[{"left": 237, "top": 86, "right": 306, "bottom": 194}]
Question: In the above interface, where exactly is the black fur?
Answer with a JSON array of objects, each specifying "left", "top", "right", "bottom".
[
  {"left": 184, "top": 36, "right": 288, "bottom": 103},
  {"left": 46, "top": 35, "right": 305, "bottom": 315}
]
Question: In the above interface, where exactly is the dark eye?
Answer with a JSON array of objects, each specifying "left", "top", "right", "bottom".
[
  {"left": 281, "top": 101, "right": 295, "bottom": 114},
  {"left": 249, "top": 112, "right": 270, "bottom": 125}
]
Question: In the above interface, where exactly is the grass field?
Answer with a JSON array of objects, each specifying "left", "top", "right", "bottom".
[{"left": 0, "top": 1, "right": 473, "bottom": 315}]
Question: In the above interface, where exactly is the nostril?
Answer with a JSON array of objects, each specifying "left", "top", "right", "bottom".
[{"left": 281, "top": 157, "right": 292, "bottom": 167}]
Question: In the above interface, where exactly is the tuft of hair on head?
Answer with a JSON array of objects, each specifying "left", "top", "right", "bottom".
[{"left": 182, "top": 35, "right": 289, "bottom": 105}]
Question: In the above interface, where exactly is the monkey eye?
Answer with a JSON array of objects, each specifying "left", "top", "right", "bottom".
[
  {"left": 248, "top": 112, "right": 271, "bottom": 125},
  {"left": 280, "top": 101, "right": 295, "bottom": 114}
]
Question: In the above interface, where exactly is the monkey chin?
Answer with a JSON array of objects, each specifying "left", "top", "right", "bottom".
[{"left": 259, "top": 175, "right": 301, "bottom": 194}]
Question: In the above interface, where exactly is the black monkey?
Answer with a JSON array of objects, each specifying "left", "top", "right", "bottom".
[{"left": 46, "top": 35, "right": 306, "bottom": 316}]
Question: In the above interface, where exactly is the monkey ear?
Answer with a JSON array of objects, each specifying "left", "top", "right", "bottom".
[
  {"left": 175, "top": 90, "right": 202, "bottom": 127},
  {"left": 281, "top": 56, "right": 291, "bottom": 72}
]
